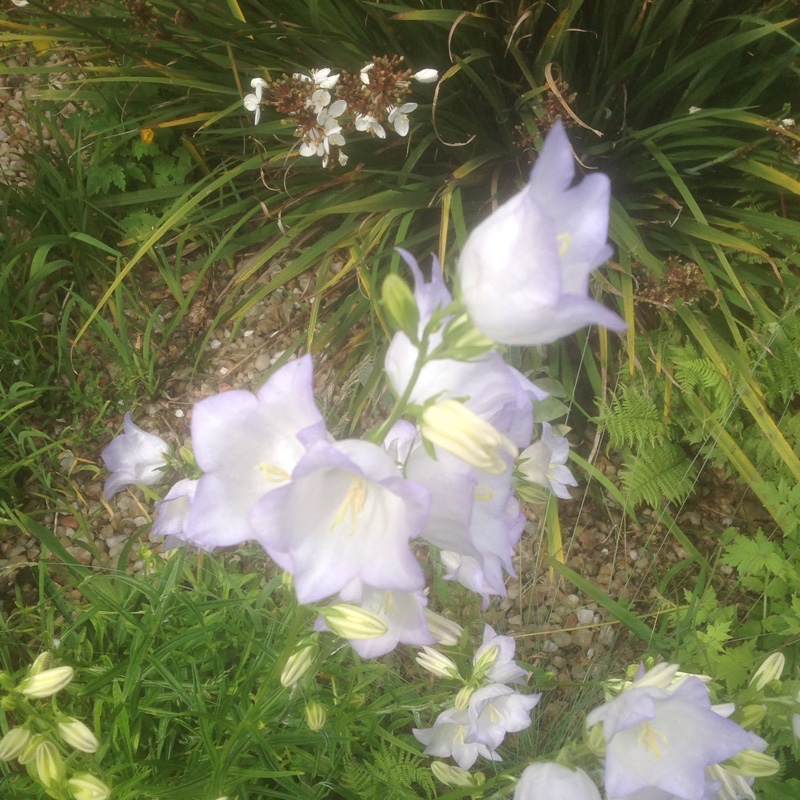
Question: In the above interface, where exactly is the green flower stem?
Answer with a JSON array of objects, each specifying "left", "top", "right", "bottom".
[{"left": 368, "top": 326, "right": 433, "bottom": 446}]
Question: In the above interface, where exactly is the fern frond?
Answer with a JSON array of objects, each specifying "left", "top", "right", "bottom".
[
  {"left": 672, "top": 354, "right": 732, "bottom": 410},
  {"left": 597, "top": 383, "right": 664, "bottom": 450},
  {"left": 341, "top": 743, "right": 437, "bottom": 799},
  {"left": 620, "top": 442, "right": 697, "bottom": 508}
]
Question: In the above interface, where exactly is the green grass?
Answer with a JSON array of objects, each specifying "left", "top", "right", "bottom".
[{"left": 1, "top": 0, "right": 800, "bottom": 795}]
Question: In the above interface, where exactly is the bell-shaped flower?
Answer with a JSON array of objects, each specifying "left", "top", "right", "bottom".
[
  {"left": 517, "top": 422, "right": 578, "bottom": 499},
  {"left": 413, "top": 707, "right": 502, "bottom": 771},
  {"left": 515, "top": 763, "right": 601, "bottom": 800},
  {"left": 585, "top": 674, "right": 754, "bottom": 800},
  {"left": 317, "top": 579, "right": 435, "bottom": 658},
  {"left": 102, "top": 413, "right": 170, "bottom": 499},
  {"left": 474, "top": 625, "right": 528, "bottom": 685},
  {"left": 403, "top": 439, "right": 524, "bottom": 606},
  {"left": 384, "top": 250, "right": 544, "bottom": 448},
  {"left": 457, "top": 120, "right": 626, "bottom": 346},
  {"left": 466, "top": 683, "right": 540, "bottom": 749},
  {"left": 180, "top": 355, "right": 326, "bottom": 550},
  {"left": 150, "top": 478, "right": 198, "bottom": 550},
  {"left": 250, "top": 437, "right": 429, "bottom": 604},
  {"left": 388, "top": 102, "right": 418, "bottom": 136}
]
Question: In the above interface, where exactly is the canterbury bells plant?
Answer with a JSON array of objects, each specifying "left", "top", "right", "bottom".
[{"left": 100, "top": 122, "right": 786, "bottom": 795}]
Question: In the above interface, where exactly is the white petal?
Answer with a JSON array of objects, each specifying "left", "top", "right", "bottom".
[
  {"left": 328, "top": 99, "right": 347, "bottom": 118},
  {"left": 413, "top": 69, "right": 439, "bottom": 83},
  {"left": 243, "top": 93, "right": 259, "bottom": 112}
]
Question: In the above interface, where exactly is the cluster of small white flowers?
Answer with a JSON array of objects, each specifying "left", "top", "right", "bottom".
[{"left": 241, "top": 61, "right": 438, "bottom": 169}]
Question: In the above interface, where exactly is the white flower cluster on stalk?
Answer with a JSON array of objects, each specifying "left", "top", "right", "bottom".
[{"left": 240, "top": 55, "right": 438, "bottom": 168}]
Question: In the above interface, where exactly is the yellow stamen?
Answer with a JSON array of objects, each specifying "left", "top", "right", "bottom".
[
  {"left": 637, "top": 722, "right": 668, "bottom": 758},
  {"left": 329, "top": 476, "right": 368, "bottom": 535},
  {"left": 557, "top": 232, "right": 571, "bottom": 256},
  {"left": 256, "top": 463, "right": 291, "bottom": 482},
  {"left": 474, "top": 484, "right": 494, "bottom": 503}
]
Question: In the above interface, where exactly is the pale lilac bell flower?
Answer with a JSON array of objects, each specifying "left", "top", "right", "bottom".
[
  {"left": 413, "top": 707, "right": 501, "bottom": 771},
  {"left": 316, "top": 579, "right": 435, "bottom": 658},
  {"left": 180, "top": 355, "right": 326, "bottom": 550},
  {"left": 102, "top": 412, "right": 170, "bottom": 499},
  {"left": 250, "top": 437, "right": 429, "bottom": 604},
  {"left": 384, "top": 250, "right": 545, "bottom": 448},
  {"left": 466, "top": 683, "right": 540, "bottom": 749},
  {"left": 586, "top": 674, "right": 754, "bottom": 800},
  {"left": 514, "top": 763, "right": 601, "bottom": 800},
  {"left": 517, "top": 421, "right": 578, "bottom": 499},
  {"left": 458, "top": 120, "right": 626, "bottom": 346}
]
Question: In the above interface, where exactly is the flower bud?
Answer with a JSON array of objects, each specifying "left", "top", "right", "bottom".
[
  {"left": 0, "top": 726, "right": 31, "bottom": 761},
  {"left": 17, "top": 734, "right": 41, "bottom": 765},
  {"left": 67, "top": 773, "right": 111, "bottom": 800},
  {"left": 750, "top": 652, "right": 785, "bottom": 690},
  {"left": 431, "top": 761, "right": 475, "bottom": 787},
  {"left": 35, "top": 740, "right": 66, "bottom": 788},
  {"left": 725, "top": 749, "right": 780, "bottom": 778},
  {"left": 319, "top": 604, "right": 388, "bottom": 640},
  {"left": 18, "top": 666, "right": 74, "bottom": 698},
  {"left": 381, "top": 273, "right": 420, "bottom": 341},
  {"left": 440, "top": 312, "right": 494, "bottom": 359},
  {"left": 420, "top": 399, "right": 518, "bottom": 474},
  {"left": 57, "top": 717, "right": 99, "bottom": 753},
  {"left": 412, "top": 69, "right": 439, "bottom": 83},
  {"left": 472, "top": 644, "right": 499, "bottom": 680},
  {"left": 304, "top": 700, "right": 327, "bottom": 731},
  {"left": 415, "top": 647, "right": 461, "bottom": 680},
  {"left": 423, "top": 610, "right": 463, "bottom": 646},
  {"left": 454, "top": 685, "right": 474, "bottom": 710},
  {"left": 280, "top": 641, "right": 319, "bottom": 688},
  {"left": 737, "top": 704, "right": 767, "bottom": 729},
  {"left": 28, "top": 652, "right": 52, "bottom": 677},
  {"left": 586, "top": 721, "right": 606, "bottom": 757}
]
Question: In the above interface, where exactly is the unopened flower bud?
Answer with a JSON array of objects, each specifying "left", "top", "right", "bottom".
[
  {"left": 472, "top": 644, "right": 499, "bottom": 679},
  {"left": 441, "top": 312, "right": 494, "bottom": 358},
  {"left": 28, "top": 652, "right": 52, "bottom": 677},
  {"left": 738, "top": 704, "right": 767, "bottom": 729},
  {"left": 423, "top": 610, "right": 463, "bottom": 646},
  {"left": 0, "top": 726, "right": 31, "bottom": 761},
  {"left": 416, "top": 647, "right": 460, "bottom": 680},
  {"left": 57, "top": 717, "right": 99, "bottom": 753},
  {"left": 67, "top": 773, "right": 111, "bottom": 800},
  {"left": 305, "top": 700, "right": 327, "bottom": 731},
  {"left": 725, "top": 749, "right": 780, "bottom": 778},
  {"left": 750, "top": 652, "right": 785, "bottom": 690},
  {"left": 319, "top": 604, "right": 388, "bottom": 640},
  {"left": 17, "top": 734, "right": 41, "bottom": 765},
  {"left": 280, "top": 641, "right": 319, "bottom": 688},
  {"left": 18, "top": 666, "right": 73, "bottom": 698},
  {"left": 454, "top": 685, "right": 474, "bottom": 710},
  {"left": 420, "top": 399, "right": 517, "bottom": 474},
  {"left": 412, "top": 69, "right": 439, "bottom": 83},
  {"left": 35, "top": 740, "right": 66, "bottom": 788},
  {"left": 586, "top": 721, "right": 606, "bottom": 756},
  {"left": 381, "top": 273, "right": 420, "bottom": 340},
  {"left": 431, "top": 761, "right": 475, "bottom": 787}
]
